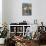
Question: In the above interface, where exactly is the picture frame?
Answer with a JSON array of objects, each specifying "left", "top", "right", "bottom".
[{"left": 22, "top": 3, "right": 32, "bottom": 16}]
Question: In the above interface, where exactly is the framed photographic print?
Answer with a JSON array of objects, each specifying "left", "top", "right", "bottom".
[{"left": 22, "top": 3, "right": 32, "bottom": 16}]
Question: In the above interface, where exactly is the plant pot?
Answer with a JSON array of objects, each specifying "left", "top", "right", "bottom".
[{"left": 0, "top": 38, "right": 5, "bottom": 44}]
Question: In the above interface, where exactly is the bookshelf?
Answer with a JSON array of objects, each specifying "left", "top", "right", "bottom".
[{"left": 9, "top": 25, "right": 30, "bottom": 37}]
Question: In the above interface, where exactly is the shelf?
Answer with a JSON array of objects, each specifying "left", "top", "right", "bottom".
[
  {"left": 9, "top": 25, "right": 31, "bottom": 26},
  {"left": 16, "top": 32, "right": 23, "bottom": 33},
  {"left": 9, "top": 25, "right": 31, "bottom": 36},
  {"left": 10, "top": 32, "right": 23, "bottom": 33},
  {"left": 10, "top": 32, "right": 15, "bottom": 33}
]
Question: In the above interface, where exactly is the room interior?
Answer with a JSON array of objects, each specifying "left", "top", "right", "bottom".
[{"left": 0, "top": 0, "right": 46, "bottom": 46}]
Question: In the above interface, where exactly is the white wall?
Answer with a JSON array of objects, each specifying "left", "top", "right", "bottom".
[
  {"left": 2, "top": 0, "right": 46, "bottom": 26},
  {"left": 2, "top": 0, "right": 8, "bottom": 24},
  {"left": 0, "top": 0, "right": 2, "bottom": 27},
  {"left": 32, "top": 0, "right": 46, "bottom": 25},
  {"left": 8, "top": 0, "right": 33, "bottom": 24}
]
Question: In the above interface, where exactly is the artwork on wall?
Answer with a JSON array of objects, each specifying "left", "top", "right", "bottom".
[{"left": 22, "top": 3, "right": 32, "bottom": 16}]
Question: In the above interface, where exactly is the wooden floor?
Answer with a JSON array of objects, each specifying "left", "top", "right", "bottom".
[
  {"left": 0, "top": 44, "right": 4, "bottom": 46},
  {"left": 31, "top": 40, "right": 46, "bottom": 46},
  {"left": 0, "top": 44, "right": 46, "bottom": 46},
  {"left": 40, "top": 45, "right": 46, "bottom": 46}
]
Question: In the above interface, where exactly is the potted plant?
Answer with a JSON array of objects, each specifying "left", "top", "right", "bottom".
[{"left": 0, "top": 23, "right": 9, "bottom": 44}]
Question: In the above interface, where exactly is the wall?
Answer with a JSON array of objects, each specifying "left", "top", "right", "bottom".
[
  {"left": 0, "top": 0, "right": 2, "bottom": 27},
  {"left": 2, "top": 0, "right": 46, "bottom": 26},
  {"left": 8, "top": 0, "right": 33, "bottom": 24},
  {"left": 2, "top": 0, "right": 8, "bottom": 25},
  {"left": 32, "top": 0, "right": 46, "bottom": 26}
]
